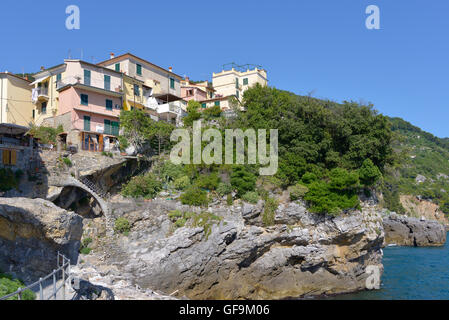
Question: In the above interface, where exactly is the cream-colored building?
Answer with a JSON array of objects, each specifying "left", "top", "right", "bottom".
[
  {"left": 212, "top": 66, "right": 267, "bottom": 101},
  {"left": 0, "top": 73, "right": 34, "bottom": 127}
]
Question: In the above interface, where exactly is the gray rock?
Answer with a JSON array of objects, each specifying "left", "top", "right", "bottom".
[{"left": 383, "top": 214, "right": 446, "bottom": 247}]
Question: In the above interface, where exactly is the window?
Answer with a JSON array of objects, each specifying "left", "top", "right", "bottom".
[
  {"left": 170, "top": 78, "right": 175, "bottom": 89},
  {"left": 209, "top": 92, "right": 214, "bottom": 99},
  {"left": 115, "top": 63, "right": 120, "bottom": 72},
  {"left": 106, "top": 99, "right": 113, "bottom": 111},
  {"left": 187, "top": 89, "right": 193, "bottom": 96},
  {"left": 243, "top": 78, "right": 248, "bottom": 85},
  {"left": 81, "top": 94, "right": 89, "bottom": 106},
  {"left": 84, "top": 116, "right": 91, "bottom": 131},
  {"left": 136, "top": 64, "right": 142, "bottom": 76},
  {"left": 133, "top": 84, "right": 140, "bottom": 96},
  {"left": 41, "top": 102, "right": 47, "bottom": 114},
  {"left": 104, "top": 75, "right": 111, "bottom": 91},
  {"left": 104, "top": 119, "right": 111, "bottom": 135},
  {"left": 56, "top": 73, "right": 62, "bottom": 83},
  {"left": 214, "top": 101, "right": 220, "bottom": 107},
  {"left": 236, "top": 91, "right": 239, "bottom": 99},
  {"left": 2, "top": 149, "right": 17, "bottom": 165},
  {"left": 201, "top": 103, "right": 206, "bottom": 109},
  {"left": 84, "top": 70, "right": 91, "bottom": 86},
  {"left": 111, "top": 121, "right": 120, "bottom": 136},
  {"left": 32, "top": 110, "right": 35, "bottom": 119},
  {"left": 235, "top": 78, "right": 239, "bottom": 89}
]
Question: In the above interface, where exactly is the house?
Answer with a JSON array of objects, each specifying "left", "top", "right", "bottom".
[
  {"left": 41, "top": 59, "right": 124, "bottom": 152},
  {"left": 212, "top": 65, "right": 267, "bottom": 100},
  {"left": 30, "top": 64, "right": 66, "bottom": 126},
  {"left": 0, "top": 73, "right": 34, "bottom": 127},
  {"left": 181, "top": 77, "right": 215, "bottom": 103},
  {"left": 97, "top": 53, "right": 186, "bottom": 125},
  {"left": 0, "top": 123, "right": 37, "bottom": 171}
]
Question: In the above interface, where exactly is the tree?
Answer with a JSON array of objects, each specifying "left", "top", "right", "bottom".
[
  {"left": 359, "top": 159, "right": 382, "bottom": 186},
  {"left": 183, "top": 100, "right": 202, "bottom": 127}
]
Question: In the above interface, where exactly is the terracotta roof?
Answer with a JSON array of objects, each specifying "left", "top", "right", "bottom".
[{"left": 0, "top": 72, "right": 32, "bottom": 83}]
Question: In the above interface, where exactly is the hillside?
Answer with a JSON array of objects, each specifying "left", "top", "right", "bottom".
[{"left": 383, "top": 117, "right": 449, "bottom": 216}]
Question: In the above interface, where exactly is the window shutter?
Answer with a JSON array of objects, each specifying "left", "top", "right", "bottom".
[
  {"left": 115, "top": 63, "right": 120, "bottom": 72},
  {"left": 11, "top": 150, "right": 17, "bottom": 165},
  {"left": 104, "top": 75, "right": 111, "bottom": 91},
  {"left": 2, "top": 150, "right": 9, "bottom": 165},
  {"left": 84, "top": 116, "right": 91, "bottom": 131},
  {"left": 84, "top": 70, "right": 91, "bottom": 86}
]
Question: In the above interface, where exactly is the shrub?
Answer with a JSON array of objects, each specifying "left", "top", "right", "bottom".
[
  {"left": 14, "top": 169, "right": 24, "bottom": 180},
  {"left": 102, "top": 151, "right": 113, "bottom": 158},
  {"left": 174, "top": 176, "right": 191, "bottom": 190},
  {"left": 230, "top": 166, "right": 257, "bottom": 196},
  {"left": 0, "top": 168, "right": 19, "bottom": 192},
  {"left": 194, "top": 172, "right": 220, "bottom": 190},
  {"left": 202, "top": 106, "right": 222, "bottom": 120},
  {"left": 180, "top": 186, "right": 209, "bottom": 206},
  {"left": 121, "top": 173, "right": 162, "bottom": 199},
  {"left": 242, "top": 191, "right": 259, "bottom": 204},
  {"left": 359, "top": 159, "right": 382, "bottom": 186},
  {"left": 62, "top": 157, "right": 72, "bottom": 167},
  {"left": 114, "top": 217, "right": 131, "bottom": 235},
  {"left": 226, "top": 194, "right": 233, "bottom": 206},
  {"left": 217, "top": 182, "right": 233, "bottom": 196},
  {"left": 301, "top": 172, "right": 318, "bottom": 184},
  {"left": 80, "top": 247, "right": 92, "bottom": 255},
  {"left": 160, "top": 161, "right": 185, "bottom": 182},
  {"left": 191, "top": 212, "right": 223, "bottom": 239},
  {"left": 0, "top": 273, "right": 36, "bottom": 300},
  {"left": 262, "top": 197, "right": 278, "bottom": 227},
  {"left": 289, "top": 184, "right": 309, "bottom": 201}
]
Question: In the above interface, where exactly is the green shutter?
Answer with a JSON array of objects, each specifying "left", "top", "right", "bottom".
[
  {"left": 41, "top": 102, "right": 47, "bottom": 114},
  {"left": 214, "top": 101, "right": 220, "bottom": 107},
  {"left": 56, "top": 74, "right": 62, "bottom": 82},
  {"left": 235, "top": 78, "right": 239, "bottom": 88},
  {"left": 84, "top": 70, "right": 91, "bottom": 86},
  {"left": 136, "top": 64, "right": 142, "bottom": 75},
  {"left": 201, "top": 103, "right": 206, "bottom": 109},
  {"left": 115, "top": 63, "right": 120, "bottom": 72},
  {"left": 104, "top": 119, "right": 111, "bottom": 135},
  {"left": 243, "top": 78, "right": 248, "bottom": 85},
  {"left": 84, "top": 116, "right": 91, "bottom": 131},
  {"left": 104, "top": 75, "right": 111, "bottom": 91},
  {"left": 111, "top": 121, "right": 120, "bottom": 136},
  {"left": 170, "top": 78, "right": 175, "bottom": 89}
]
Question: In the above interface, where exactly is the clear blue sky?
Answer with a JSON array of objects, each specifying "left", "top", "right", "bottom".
[{"left": 1, "top": 0, "right": 448, "bottom": 137}]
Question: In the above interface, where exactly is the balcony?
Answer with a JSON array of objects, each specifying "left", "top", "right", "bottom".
[{"left": 36, "top": 87, "right": 49, "bottom": 101}]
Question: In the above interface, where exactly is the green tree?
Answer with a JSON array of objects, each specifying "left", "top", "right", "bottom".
[{"left": 183, "top": 100, "right": 202, "bottom": 127}]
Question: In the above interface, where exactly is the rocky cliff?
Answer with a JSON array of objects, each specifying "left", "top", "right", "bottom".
[
  {"left": 0, "top": 198, "right": 83, "bottom": 282},
  {"left": 383, "top": 213, "right": 446, "bottom": 247},
  {"left": 79, "top": 199, "right": 384, "bottom": 300}
]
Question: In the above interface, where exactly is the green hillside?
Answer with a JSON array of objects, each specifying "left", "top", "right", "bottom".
[{"left": 383, "top": 117, "right": 449, "bottom": 214}]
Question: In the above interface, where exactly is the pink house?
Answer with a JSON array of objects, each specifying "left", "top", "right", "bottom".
[
  {"left": 54, "top": 60, "right": 124, "bottom": 152},
  {"left": 181, "top": 86, "right": 207, "bottom": 102}
]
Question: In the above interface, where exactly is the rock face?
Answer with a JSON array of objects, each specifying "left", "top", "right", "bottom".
[
  {"left": 0, "top": 198, "right": 83, "bottom": 282},
  {"left": 85, "top": 199, "right": 384, "bottom": 300},
  {"left": 383, "top": 213, "right": 446, "bottom": 247}
]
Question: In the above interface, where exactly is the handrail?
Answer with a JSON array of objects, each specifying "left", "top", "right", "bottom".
[{"left": 0, "top": 252, "right": 71, "bottom": 301}]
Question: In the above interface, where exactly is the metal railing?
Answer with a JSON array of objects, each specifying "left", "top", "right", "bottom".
[{"left": 0, "top": 252, "right": 71, "bottom": 301}]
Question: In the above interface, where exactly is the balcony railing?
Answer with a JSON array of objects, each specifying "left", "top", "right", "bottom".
[{"left": 36, "top": 87, "right": 49, "bottom": 97}]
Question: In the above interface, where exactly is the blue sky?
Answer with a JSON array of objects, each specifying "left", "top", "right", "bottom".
[{"left": 1, "top": 0, "right": 448, "bottom": 137}]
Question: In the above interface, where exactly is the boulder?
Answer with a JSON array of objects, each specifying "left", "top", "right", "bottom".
[
  {"left": 383, "top": 214, "right": 446, "bottom": 246},
  {"left": 0, "top": 198, "right": 83, "bottom": 282}
]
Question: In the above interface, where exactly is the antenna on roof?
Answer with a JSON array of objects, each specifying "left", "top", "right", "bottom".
[
  {"left": 68, "top": 49, "right": 72, "bottom": 59},
  {"left": 81, "top": 48, "right": 84, "bottom": 60}
]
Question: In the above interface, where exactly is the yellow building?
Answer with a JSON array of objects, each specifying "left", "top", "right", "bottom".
[
  {"left": 212, "top": 65, "right": 268, "bottom": 100},
  {"left": 122, "top": 74, "right": 152, "bottom": 111},
  {"left": 30, "top": 64, "right": 66, "bottom": 126},
  {"left": 0, "top": 72, "right": 34, "bottom": 127}
]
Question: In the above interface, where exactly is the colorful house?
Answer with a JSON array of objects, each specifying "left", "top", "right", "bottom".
[
  {"left": 98, "top": 53, "right": 185, "bottom": 125},
  {"left": 0, "top": 73, "right": 34, "bottom": 127},
  {"left": 43, "top": 60, "right": 124, "bottom": 152},
  {"left": 181, "top": 77, "right": 215, "bottom": 103}
]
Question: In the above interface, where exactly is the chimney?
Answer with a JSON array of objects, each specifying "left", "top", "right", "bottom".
[
  {"left": 110, "top": 52, "right": 115, "bottom": 60},
  {"left": 185, "top": 76, "right": 190, "bottom": 83},
  {"left": 169, "top": 67, "right": 173, "bottom": 73},
  {"left": 40, "top": 66, "right": 45, "bottom": 71}
]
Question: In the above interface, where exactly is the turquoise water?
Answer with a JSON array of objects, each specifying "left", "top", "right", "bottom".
[{"left": 330, "top": 233, "right": 449, "bottom": 300}]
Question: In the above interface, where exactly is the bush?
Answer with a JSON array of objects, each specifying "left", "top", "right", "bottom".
[
  {"left": 230, "top": 166, "right": 257, "bottom": 196},
  {"left": 262, "top": 197, "right": 278, "bottom": 227},
  {"left": 62, "top": 157, "right": 72, "bottom": 167},
  {"left": 114, "top": 217, "right": 130, "bottom": 235},
  {"left": 0, "top": 168, "right": 19, "bottom": 192},
  {"left": 242, "top": 191, "right": 259, "bottom": 204},
  {"left": 28, "top": 124, "right": 63, "bottom": 145},
  {"left": 289, "top": 184, "right": 309, "bottom": 201},
  {"left": 202, "top": 106, "right": 222, "bottom": 120},
  {"left": 226, "top": 194, "right": 233, "bottom": 206},
  {"left": 0, "top": 273, "right": 36, "bottom": 300},
  {"left": 217, "top": 183, "right": 233, "bottom": 196},
  {"left": 194, "top": 172, "right": 220, "bottom": 190},
  {"left": 174, "top": 176, "right": 191, "bottom": 190},
  {"left": 359, "top": 159, "right": 382, "bottom": 186},
  {"left": 80, "top": 247, "right": 92, "bottom": 255},
  {"left": 121, "top": 173, "right": 162, "bottom": 199},
  {"left": 180, "top": 186, "right": 209, "bottom": 206},
  {"left": 102, "top": 151, "right": 113, "bottom": 158},
  {"left": 160, "top": 161, "right": 185, "bottom": 182}
]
